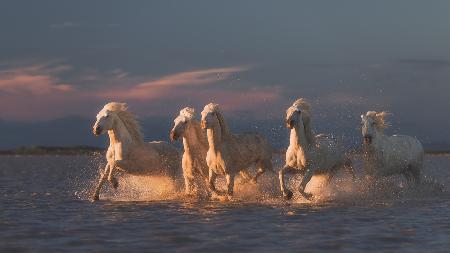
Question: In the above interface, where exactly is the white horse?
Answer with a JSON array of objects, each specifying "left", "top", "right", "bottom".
[
  {"left": 361, "top": 111, "right": 423, "bottom": 185},
  {"left": 201, "top": 103, "right": 273, "bottom": 200},
  {"left": 279, "top": 98, "right": 354, "bottom": 200},
  {"left": 91, "top": 102, "right": 181, "bottom": 201},
  {"left": 170, "top": 107, "right": 262, "bottom": 196},
  {"left": 169, "top": 107, "right": 209, "bottom": 195}
]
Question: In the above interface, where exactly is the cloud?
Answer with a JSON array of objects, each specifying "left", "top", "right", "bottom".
[
  {"left": 0, "top": 63, "right": 74, "bottom": 95},
  {"left": 0, "top": 61, "right": 284, "bottom": 120},
  {"left": 102, "top": 66, "right": 251, "bottom": 99}
]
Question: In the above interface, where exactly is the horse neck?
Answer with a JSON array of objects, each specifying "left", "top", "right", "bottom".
[
  {"left": 291, "top": 119, "right": 311, "bottom": 151},
  {"left": 108, "top": 118, "right": 134, "bottom": 150},
  {"left": 183, "top": 121, "right": 206, "bottom": 152},
  {"left": 372, "top": 128, "right": 386, "bottom": 148},
  {"left": 206, "top": 121, "right": 222, "bottom": 153}
]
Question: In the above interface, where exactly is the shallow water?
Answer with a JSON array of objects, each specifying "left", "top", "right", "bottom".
[{"left": 1, "top": 155, "right": 450, "bottom": 252}]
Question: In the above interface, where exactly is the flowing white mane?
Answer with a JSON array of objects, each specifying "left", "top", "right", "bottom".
[
  {"left": 203, "top": 103, "right": 220, "bottom": 114},
  {"left": 203, "top": 103, "right": 230, "bottom": 137},
  {"left": 180, "top": 107, "right": 195, "bottom": 120},
  {"left": 175, "top": 107, "right": 195, "bottom": 124},
  {"left": 102, "top": 102, "right": 144, "bottom": 142},
  {"left": 365, "top": 111, "right": 391, "bottom": 130}
]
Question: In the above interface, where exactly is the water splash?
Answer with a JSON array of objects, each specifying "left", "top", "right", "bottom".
[{"left": 76, "top": 153, "right": 448, "bottom": 205}]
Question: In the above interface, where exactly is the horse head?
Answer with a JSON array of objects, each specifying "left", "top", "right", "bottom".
[
  {"left": 200, "top": 103, "right": 220, "bottom": 130},
  {"left": 93, "top": 108, "right": 118, "bottom": 136},
  {"left": 361, "top": 111, "right": 391, "bottom": 144},
  {"left": 170, "top": 107, "right": 195, "bottom": 142}
]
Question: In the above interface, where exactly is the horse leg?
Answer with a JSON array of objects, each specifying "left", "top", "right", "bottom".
[
  {"left": 279, "top": 165, "right": 300, "bottom": 200},
  {"left": 183, "top": 165, "right": 195, "bottom": 196},
  {"left": 252, "top": 159, "right": 273, "bottom": 183},
  {"left": 298, "top": 167, "right": 314, "bottom": 200},
  {"left": 225, "top": 173, "right": 235, "bottom": 200},
  {"left": 108, "top": 163, "right": 119, "bottom": 189},
  {"left": 239, "top": 170, "right": 254, "bottom": 183},
  {"left": 208, "top": 168, "right": 222, "bottom": 197},
  {"left": 326, "top": 169, "right": 337, "bottom": 187},
  {"left": 92, "top": 164, "right": 110, "bottom": 201},
  {"left": 408, "top": 165, "right": 421, "bottom": 187},
  {"left": 344, "top": 158, "right": 356, "bottom": 180}
]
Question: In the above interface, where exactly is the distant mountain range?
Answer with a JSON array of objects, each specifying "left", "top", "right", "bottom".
[{"left": 0, "top": 116, "right": 448, "bottom": 152}]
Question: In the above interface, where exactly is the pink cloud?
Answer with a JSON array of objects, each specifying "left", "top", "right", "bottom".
[
  {"left": 0, "top": 63, "right": 74, "bottom": 95},
  {"left": 0, "top": 62, "right": 285, "bottom": 120},
  {"left": 102, "top": 66, "right": 251, "bottom": 99}
]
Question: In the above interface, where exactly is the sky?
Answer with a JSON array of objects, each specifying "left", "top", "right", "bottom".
[{"left": 1, "top": 1, "right": 450, "bottom": 148}]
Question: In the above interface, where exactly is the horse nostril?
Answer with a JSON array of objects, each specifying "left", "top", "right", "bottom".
[
  {"left": 285, "top": 120, "right": 293, "bottom": 128},
  {"left": 169, "top": 131, "right": 176, "bottom": 142},
  {"left": 93, "top": 126, "right": 102, "bottom": 135}
]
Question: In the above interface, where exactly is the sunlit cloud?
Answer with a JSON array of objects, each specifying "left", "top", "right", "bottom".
[
  {"left": 0, "top": 61, "right": 285, "bottom": 120},
  {"left": 0, "top": 63, "right": 74, "bottom": 95},
  {"left": 102, "top": 66, "right": 251, "bottom": 99}
]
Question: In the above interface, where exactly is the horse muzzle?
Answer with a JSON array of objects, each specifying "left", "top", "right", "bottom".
[
  {"left": 285, "top": 120, "right": 294, "bottom": 129},
  {"left": 93, "top": 126, "right": 102, "bottom": 136},
  {"left": 363, "top": 135, "right": 373, "bottom": 144},
  {"left": 169, "top": 130, "right": 178, "bottom": 142},
  {"left": 201, "top": 120, "right": 207, "bottom": 129}
]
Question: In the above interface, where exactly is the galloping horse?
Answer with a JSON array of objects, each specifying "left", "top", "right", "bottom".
[
  {"left": 91, "top": 102, "right": 181, "bottom": 201},
  {"left": 201, "top": 103, "right": 273, "bottom": 200},
  {"left": 279, "top": 98, "right": 354, "bottom": 200},
  {"left": 361, "top": 111, "right": 423, "bottom": 185}
]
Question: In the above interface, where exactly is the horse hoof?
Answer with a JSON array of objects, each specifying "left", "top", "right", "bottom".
[
  {"left": 91, "top": 195, "right": 99, "bottom": 202},
  {"left": 300, "top": 191, "right": 313, "bottom": 200},
  {"left": 283, "top": 190, "right": 293, "bottom": 200},
  {"left": 110, "top": 179, "right": 119, "bottom": 189}
]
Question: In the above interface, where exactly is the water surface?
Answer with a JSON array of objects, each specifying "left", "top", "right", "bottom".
[{"left": 1, "top": 155, "right": 449, "bottom": 252}]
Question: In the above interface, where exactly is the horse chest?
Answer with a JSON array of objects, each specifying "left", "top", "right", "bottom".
[{"left": 207, "top": 150, "right": 227, "bottom": 175}]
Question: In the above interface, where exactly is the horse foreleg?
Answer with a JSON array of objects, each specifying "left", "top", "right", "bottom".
[
  {"left": 239, "top": 170, "right": 253, "bottom": 183},
  {"left": 108, "top": 163, "right": 119, "bottom": 189},
  {"left": 208, "top": 168, "right": 222, "bottom": 197},
  {"left": 183, "top": 165, "right": 196, "bottom": 196},
  {"left": 92, "top": 164, "right": 110, "bottom": 201},
  {"left": 279, "top": 165, "right": 298, "bottom": 200},
  {"left": 299, "top": 167, "right": 314, "bottom": 200},
  {"left": 225, "top": 173, "right": 235, "bottom": 200}
]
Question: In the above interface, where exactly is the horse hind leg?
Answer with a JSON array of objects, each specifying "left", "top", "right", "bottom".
[
  {"left": 239, "top": 170, "right": 254, "bottom": 183},
  {"left": 344, "top": 158, "right": 356, "bottom": 180},
  {"left": 408, "top": 165, "right": 421, "bottom": 187},
  {"left": 252, "top": 159, "right": 273, "bottom": 183}
]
